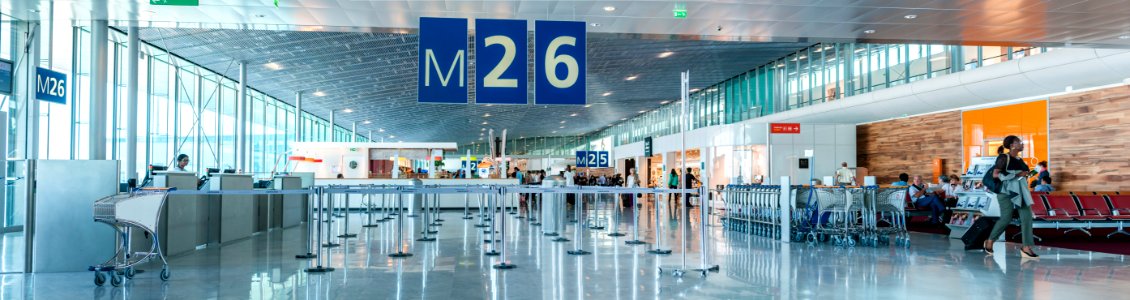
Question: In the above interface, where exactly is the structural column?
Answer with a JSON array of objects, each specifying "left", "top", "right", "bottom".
[
  {"left": 90, "top": 20, "right": 109, "bottom": 160},
  {"left": 237, "top": 62, "right": 248, "bottom": 172},
  {"left": 351, "top": 122, "right": 357, "bottom": 142},
  {"left": 329, "top": 111, "right": 335, "bottom": 142},
  {"left": 12, "top": 21, "right": 40, "bottom": 160},
  {"left": 295, "top": 92, "right": 303, "bottom": 142},
  {"left": 125, "top": 26, "right": 140, "bottom": 180}
]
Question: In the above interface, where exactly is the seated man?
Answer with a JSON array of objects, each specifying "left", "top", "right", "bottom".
[
  {"left": 942, "top": 176, "right": 969, "bottom": 207},
  {"left": 1033, "top": 177, "right": 1054, "bottom": 192},
  {"left": 909, "top": 175, "right": 946, "bottom": 224},
  {"left": 891, "top": 173, "right": 910, "bottom": 187}
]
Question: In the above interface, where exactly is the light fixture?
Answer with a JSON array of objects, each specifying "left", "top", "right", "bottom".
[
  {"left": 863, "top": 29, "right": 876, "bottom": 34},
  {"left": 690, "top": 88, "right": 700, "bottom": 92},
  {"left": 660, "top": 100, "right": 669, "bottom": 104},
  {"left": 658, "top": 51, "right": 674, "bottom": 58},
  {"left": 264, "top": 62, "right": 283, "bottom": 70},
  {"left": 560, "top": 120, "right": 566, "bottom": 124},
  {"left": 379, "top": 128, "right": 385, "bottom": 132},
  {"left": 570, "top": 113, "right": 578, "bottom": 117},
  {"left": 362, "top": 120, "right": 371, "bottom": 124},
  {"left": 603, "top": 6, "right": 616, "bottom": 12},
  {"left": 559, "top": 126, "right": 565, "bottom": 128},
  {"left": 591, "top": 23, "right": 601, "bottom": 27},
  {"left": 482, "top": 121, "right": 488, "bottom": 125},
  {"left": 552, "top": 131, "right": 558, "bottom": 133},
  {"left": 313, "top": 91, "right": 326, "bottom": 97},
  {"left": 483, "top": 113, "right": 491, "bottom": 117},
  {"left": 1120, "top": 35, "right": 1130, "bottom": 40},
  {"left": 775, "top": 63, "right": 785, "bottom": 67},
  {"left": 481, "top": 128, "right": 486, "bottom": 131},
  {"left": 625, "top": 75, "right": 638, "bottom": 81},
  {"left": 602, "top": 92, "right": 612, "bottom": 97},
  {"left": 341, "top": 108, "right": 354, "bottom": 113},
  {"left": 584, "top": 104, "right": 593, "bottom": 108},
  {"left": 389, "top": 135, "right": 396, "bottom": 138},
  {"left": 620, "top": 118, "right": 628, "bottom": 121},
  {"left": 638, "top": 110, "right": 646, "bottom": 113},
  {"left": 485, "top": 104, "right": 494, "bottom": 107},
  {"left": 904, "top": 14, "right": 917, "bottom": 19}
]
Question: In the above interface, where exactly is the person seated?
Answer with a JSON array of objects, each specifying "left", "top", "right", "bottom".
[
  {"left": 942, "top": 177, "right": 969, "bottom": 207},
  {"left": 909, "top": 175, "right": 946, "bottom": 224},
  {"left": 1033, "top": 177, "right": 1054, "bottom": 192},
  {"left": 891, "top": 173, "right": 910, "bottom": 187}
]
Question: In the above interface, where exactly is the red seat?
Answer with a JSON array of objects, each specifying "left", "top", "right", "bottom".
[
  {"left": 1043, "top": 195, "right": 1080, "bottom": 221},
  {"left": 1030, "top": 192, "right": 1054, "bottom": 220},
  {"left": 1107, "top": 195, "right": 1130, "bottom": 220},
  {"left": 1076, "top": 195, "right": 1112, "bottom": 220}
]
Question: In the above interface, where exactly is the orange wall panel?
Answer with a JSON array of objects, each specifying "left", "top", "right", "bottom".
[{"left": 961, "top": 100, "right": 1048, "bottom": 171}]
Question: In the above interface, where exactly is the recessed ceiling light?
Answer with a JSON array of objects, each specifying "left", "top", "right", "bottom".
[
  {"left": 584, "top": 104, "right": 593, "bottom": 108},
  {"left": 863, "top": 29, "right": 876, "bottom": 34},
  {"left": 570, "top": 113, "right": 578, "bottom": 117},
  {"left": 389, "top": 135, "right": 396, "bottom": 138},
  {"left": 620, "top": 118, "right": 628, "bottom": 121},
  {"left": 559, "top": 126, "right": 565, "bottom": 128},
  {"left": 603, "top": 6, "right": 616, "bottom": 12},
  {"left": 560, "top": 120, "right": 566, "bottom": 124},
  {"left": 552, "top": 131, "right": 557, "bottom": 134},
  {"left": 379, "top": 128, "right": 385, "bottom": 132},
  {"left": 602, "top": 92, "right": 612, "bottom": 97},
  {"left": 904, "top": 14, "right": 917, "bottom": 19},
  {"left": 660, "top": 101, "right": 669, "bottom": 104},
  {"left": 658, "top": 51, "right": 674, "bottom": 58},
  {"left": 483, "top": 113, "right": 491, "bottom": 117},
  {"left": 479, "top": 137, "right": 484, "bottom": 140},
  {"left": 341, "top": 108, "right": 354, "bottom": 113},
  {"left": 481, "top": 128, "right": 486, "bottom": 131},
  {"left": 625, "top": 75, "right": 638, "bottom": 81},
  {"left": 481, "top": 121, "right": 488, "bottom": 125},
  {"left": 313, "top": 91, "right": 326, "bottom": 97},
  {"left": 690, "top": 88, "right": 700, "bottom": 92},
  {"left": 638, "top": 110, "right": 646, "bottom": 113},
  {"left": 485, "top": 104, "right": 494, "bottom": 107},
  {"left": 1120, "top": 35, "right": 1130, "bottom": 40},
  {"left": 362, "top": 120, "right": 371, "bottom": 124},
  {"left": 264, "top": 62, "right": 282, "bottom": 70}
]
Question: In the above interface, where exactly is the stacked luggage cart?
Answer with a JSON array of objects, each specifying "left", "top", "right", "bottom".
[
  {"left": 89, "top": 188, "right": 172, "bottom": 287},
  {"left": 721, "top": 184, "right": 910, "bottom": 248}
]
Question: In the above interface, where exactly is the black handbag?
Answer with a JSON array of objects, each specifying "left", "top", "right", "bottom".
[{"left": 982, "top": 155, "right": 1008, "bottom": 194}]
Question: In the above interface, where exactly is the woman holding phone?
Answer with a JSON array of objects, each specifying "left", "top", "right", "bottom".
[{"left": 983, "top": 135, "right": 1038, "bottom": 258}]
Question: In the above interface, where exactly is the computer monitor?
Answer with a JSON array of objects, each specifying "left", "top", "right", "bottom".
[
  {"left": 206, "top": 168, "right": 220, "bottom": 176},
  {"left": 223, "top": 169, "right": 236, "bottom": 174},
  {"left": 149, "top": 164, "right": 168, "bottom": 175}
]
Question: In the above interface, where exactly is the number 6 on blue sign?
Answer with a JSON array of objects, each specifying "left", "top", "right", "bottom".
[{"left": 535, "top": 20, "right": 586, "bottom": 105}]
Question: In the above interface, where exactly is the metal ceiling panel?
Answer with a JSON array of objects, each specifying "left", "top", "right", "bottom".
[{"left": 133, "top": 27, "right": 808, "bottom": 144}]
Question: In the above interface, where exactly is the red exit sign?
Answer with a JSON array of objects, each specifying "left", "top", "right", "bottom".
[{"left": 770, "top": 123, "right": 801, "bottom": 134}]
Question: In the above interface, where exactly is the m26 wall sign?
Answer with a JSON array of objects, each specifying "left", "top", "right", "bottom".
[
  {"left": 418, "top": 17, "right": 586, "bottom": 105},
  {"left": 36, "top": 67, "right": 68, "bottom": 105}
]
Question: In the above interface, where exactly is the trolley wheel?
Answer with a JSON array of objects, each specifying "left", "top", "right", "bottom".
[
  {"left": 94, "top": 272, "right": 107, "bottom": 286},
  {"left": 847, "top": 237, "right": 856, "bottom": 247},
  {"left": 160, "top": 268, "right": 171, "bottom": 281},
  {"left": 125, "top": 267, "right": 136, "bottom": 279},
  {"left": 110, "top": 272, "right": 123, "bottom": 287}
]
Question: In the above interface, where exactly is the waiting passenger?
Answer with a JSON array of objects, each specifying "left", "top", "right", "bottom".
[
  {"left": 892, "top": 173, "right": 910, "bottom": 186},
  {"left": 1033, "top": 177, "right": 1054, "bottom": 192},
  {"left": 835, "top": 162, "right": 856, "bottom": 186},
  {"left": 1030, "top": 161, "right": 1051, "bottom": 189},
  {"left": 909, "top": 175, "right": 946, "bottom": 224}
]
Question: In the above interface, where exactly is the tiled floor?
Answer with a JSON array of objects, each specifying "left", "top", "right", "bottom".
[{"left": 2, "top": 202, "right": 1129, "bottom": 299}]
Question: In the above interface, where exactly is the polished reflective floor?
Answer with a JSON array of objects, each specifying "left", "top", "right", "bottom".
[{"left": 2, "top": 200, "right": 1130, "bottom": 299}]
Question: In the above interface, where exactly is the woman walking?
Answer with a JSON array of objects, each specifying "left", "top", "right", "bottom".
[{"left": 984, "top": 135, "right": 1039, "bottom": 258}]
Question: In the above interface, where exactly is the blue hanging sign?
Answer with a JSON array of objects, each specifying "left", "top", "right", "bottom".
[
  {"left": 36, "top": 67, "right": 67, "bottom": 105},
  {"left": 535, "top": 20, "right": 586, "bottom": 105},
  {"left": 574, "top": 151, "right": 609, "bottom": 168},
  {"left": 475, "top": 19, "right": 528, "bottom": 105},
  {"left": 418, "top": 17, "right": 468, "bottom": 104}
]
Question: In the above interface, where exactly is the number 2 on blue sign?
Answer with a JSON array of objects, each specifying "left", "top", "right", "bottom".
[{"left": 475, "top": 19, "right": 527, "bottom": 105}]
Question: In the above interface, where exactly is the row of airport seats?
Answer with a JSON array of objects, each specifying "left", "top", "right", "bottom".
[{"left": 1029, "top": 191, "right": 1130, "bottom": 239}]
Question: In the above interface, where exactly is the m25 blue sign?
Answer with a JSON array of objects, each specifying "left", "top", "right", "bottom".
[
  {"left": 475, "top": 19, "right": 527, "bottom": 105},
  {"left": 418, "top": 17, "right": 586, "bottom": 105},
  {"left": 535, "top": 20, "right": 586, "bottom": 105},
  {"left": 36, "top": 67, "right": 67, "bottom": 105},
  {"left": 418, "top": 17, "right": 468, "bottom": 104},
  {"left": 575, "top": 151, "right": 609, "bottom": 168}
]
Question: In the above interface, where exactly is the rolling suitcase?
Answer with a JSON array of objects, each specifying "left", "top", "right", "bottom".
[{"left": 961, "top": 216, "right": 999, "bottom": 251}]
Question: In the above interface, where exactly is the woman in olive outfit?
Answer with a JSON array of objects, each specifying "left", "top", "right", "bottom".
[{"left": 983, "top": 135, "right": 1038, "bottom": 258}]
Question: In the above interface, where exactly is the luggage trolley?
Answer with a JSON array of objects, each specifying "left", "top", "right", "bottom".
[
  {"left": 804, "top": 187, "right": 864, "bottom": 247},
  {"left": 89, "top": 188, "right": 172, "bottom": 286},
  {"left": 869, "top": 187, "right": 911, "bottom": 247}
]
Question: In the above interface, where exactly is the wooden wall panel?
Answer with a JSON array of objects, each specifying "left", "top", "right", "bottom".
[
  {"left": 1048, "top": 85, "right": 1130, "bottom": 192},
  {"left": 857, "top": 111, "right": 963, "bottom": 184}
]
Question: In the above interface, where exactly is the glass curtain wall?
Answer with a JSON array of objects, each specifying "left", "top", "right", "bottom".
[
  {"left": 22, "top": 26, "right": 360, "bottom": 182},
  {"left": 463, "top": 43, "right": 1050, "bottom": 156}
]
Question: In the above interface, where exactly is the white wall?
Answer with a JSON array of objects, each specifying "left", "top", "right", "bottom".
[{"left": 767, "top": 124, "right": 856, "bottom": 185}]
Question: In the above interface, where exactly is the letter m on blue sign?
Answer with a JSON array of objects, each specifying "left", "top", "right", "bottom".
[{"left": 418, "top": 17, "right": 468, "bottom": 104}]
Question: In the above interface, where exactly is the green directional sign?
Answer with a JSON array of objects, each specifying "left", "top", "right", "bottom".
[
  {"left": 150, "top": 0, "right": 199, "bottom": 6},
  {"left": 673, "top": 10, "right": 687, "bottom": 18}
]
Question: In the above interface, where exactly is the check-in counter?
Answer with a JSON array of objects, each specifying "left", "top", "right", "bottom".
[
  {"left": 155, "top": 171, "right": 207, "bottom": 257},
  {"left": 210, "top": 174, "right": 255, "bottom": 244},
  {"left": 274, "top": 176, "right": 306, "bottom": 228}
]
